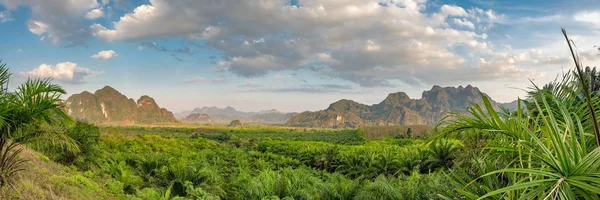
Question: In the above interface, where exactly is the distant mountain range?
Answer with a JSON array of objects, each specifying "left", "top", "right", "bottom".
[
  {"left": 176, "top": 107, "right": 295, "bottom": 124},
  {"left": 287, "top": 85, "right": 517, "bottom": 128},
  {"left": 182, "top": 113, "right": 213, "bottom": 123},
  {"left": 64, "top": 85, "right": 516, "bottom": 127},
  {"left": 65, "top": 86, "right": 178, "bottom": 125}
]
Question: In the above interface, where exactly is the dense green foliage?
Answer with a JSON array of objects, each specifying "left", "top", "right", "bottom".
[
  {"left": 0, "top": 61, "right": 74, "bottom": 188},
  {"left": 360, "top": 125, "right": 431, "bottom": 140},
  {"left": 31, "top": 122, "right": 101, "bottom": 169},
  {"left": 437, "top": 30, "right": 600, "bottom": 199},
  {"left": 101, "top": 126, "right": 364, "bottom": 144},
  {"left": 28, "top": 124, "right": 457, "bottom": 199}
]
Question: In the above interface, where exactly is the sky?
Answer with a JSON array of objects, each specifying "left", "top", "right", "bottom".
[{"left": 1, "top": 0, "right": 600, "bottom": 113}]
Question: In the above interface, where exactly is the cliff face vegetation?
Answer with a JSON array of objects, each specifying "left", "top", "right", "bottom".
[
  {"left": 288, "top": 85, "right": 516, "bottom": 128},
  {"left": 65, "top": 86, "right": 178, "bottom": 125}
]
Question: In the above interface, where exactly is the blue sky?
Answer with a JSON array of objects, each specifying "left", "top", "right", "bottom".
[{"left": 1, "top": 0, "right": 600, "bottom": 112}]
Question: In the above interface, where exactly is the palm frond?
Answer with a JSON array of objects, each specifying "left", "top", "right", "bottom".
[
  {"left": 0, "top": 60, "right": 10, "bottom": 95},
  {"left": 562, "top": 28, "right": 600, "bottom": 147}
]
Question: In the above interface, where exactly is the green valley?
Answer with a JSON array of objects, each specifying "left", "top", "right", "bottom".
[{"left": 1, "top": 29, "right": 600, "bottom": 200}]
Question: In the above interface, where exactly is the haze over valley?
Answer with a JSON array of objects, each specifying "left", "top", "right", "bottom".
[{"left": 63, "top": 84, "right": 518, "bottom": 127}]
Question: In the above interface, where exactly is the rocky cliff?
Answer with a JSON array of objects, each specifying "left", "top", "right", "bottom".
[
  {"left": 287, "top": 85, "right": 514, "bottom": 128},
  {"left": 176, "top": 106, "right": 294, "bottom": 123},
  {"left": 65, "top": 86, "right": 178, "bottom": 125}
]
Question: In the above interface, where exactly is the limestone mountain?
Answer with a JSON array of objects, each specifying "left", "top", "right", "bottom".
[
  {"left": 287, "top": 85, "right": 515, "bottom": 128},
  {"left": 183, "top": 114, "right": 213, "bottom": 123},
  {"left": 65, "top": 86, "right": 178, "bottom": 124},
  {"left": 136, "top": 95, "right": 178, "bottom": 124},
  {"left": 176, "top": 106, "right": 295, "bottom": 123}
]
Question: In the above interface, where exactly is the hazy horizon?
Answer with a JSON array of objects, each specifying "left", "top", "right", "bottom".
[
  {"left": 2, "top": 0, "right": 600, "bottom": 112},
  {"left": 61, "top": 83, "right": 520, "bottom": 113}
]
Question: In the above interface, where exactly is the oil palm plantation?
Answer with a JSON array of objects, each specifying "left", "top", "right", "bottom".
[{"left": 0, "top": 61, "right": 74, "bottom": 187}]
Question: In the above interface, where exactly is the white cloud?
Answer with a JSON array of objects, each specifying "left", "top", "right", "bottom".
[
  {"left": 91, "top": 50, "right": 118, "bottom": 60},
  {"left": 2, "top": 0, "right": 99, "bottom": 44},
  {"left": 90, "top": 23, "right": 119, "bottom": 42},
  {"left": 16, "top": 49, "right": 22, "bottom": 52},
  {"left": 27, "top": 20, "right": 49, "bottom": 35},
  {"left": 520, "top": 15, "right": 562, "bottom": 23},
  {"left": 0, "top": 11, "right": 12, "bottom": 23},
  {"left": 85, "top": 8, "right": 104, "bottom": 20},
  {"left": 5, "top": 0, "right": 538, "bottom": 87},
  {"left": 440, "top": 5, "right": 468, "bottom": 17},
  {"left": 467, "top": 7, "right": 505, "bottom": 29},
  {"left": 19, "top": 62, "right": 103, "bottom": 84},
  {"left": 452, "top": 18, "right": 475, "bottom": 29},
  {"left": 574, "top": 11, "right": 600, "bottom": 26},
  {"left": 89, "top": 0, "right": 522, "bottom": 86}
]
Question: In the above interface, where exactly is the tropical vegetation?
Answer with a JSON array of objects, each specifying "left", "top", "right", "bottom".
[{"left": 1, "top": 29, "right": 600, "bottom": 200}]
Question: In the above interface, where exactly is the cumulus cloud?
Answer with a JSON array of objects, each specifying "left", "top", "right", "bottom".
[
  {"left": 467, "top": 7, "right": 505, "bottom": 30},
  {"left": 19, "top": 62, "right": 102, "bottom": 84},
  {"left": 440, "top": 5, "right": 468, "bottom": 17},
  {"left": 574, "top": 11, "right": 600, "bottom": 26},
  {"left": 85, "top": 8, "right": 104, "bottom": 20},
  {"left": 88, "top": 0, "right": 522, "bottom": 87},
  {"left": 91, "top": 50, "right": 118, "bottom": 60},
  {"left": 1, "top": 0, "right": 99, "bottom": 45},
  {"left": 4, "top": 0, "right": 543, "bottom": 87},
  {"left": 452, "top": 18, "right": 475, "bottom": 29}
]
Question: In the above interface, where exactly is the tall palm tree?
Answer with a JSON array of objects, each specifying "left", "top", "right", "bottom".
[{"left": 0, "top": 60, "right": 74, "bottom": 187}]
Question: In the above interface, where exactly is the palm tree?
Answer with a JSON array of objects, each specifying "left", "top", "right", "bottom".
[
  {"left": 442, "top": 94, "right": 600, "bottom": 199},
  {"left": 423, "top": 140, "right": 458, "bottom": 171},
  {"left": 0, "top": 61, "right": 74, "bottom": 187},
  {"left": 438, "top": 29, "right": 600, "bottom": 199}
]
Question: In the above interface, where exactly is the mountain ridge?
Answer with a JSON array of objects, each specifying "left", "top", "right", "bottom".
[
  {"left": 65, "top": 86, "right": 178, "bottom": 125},
  {"left": 176, "top": 106, "right": 294, "bottom": 124},
  {"left": 287, "top": 85, "right": 517, "bottom": 128}
]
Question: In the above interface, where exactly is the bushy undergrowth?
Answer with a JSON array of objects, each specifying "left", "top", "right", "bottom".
[
  {"left": 258, "top": 138, "right": 461, "bottom": 179},
  {"left": 101, "top": 126, "right": 364, "bottom": 144},
  {"left": 360, "top": 125, "right": 432, "bottom": 140},
  {"left": 437, "top": 30, "right": 600, "bottom": 199},
  {"left": 29, "top": 124, "right": 457, "bottom": 199}
]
